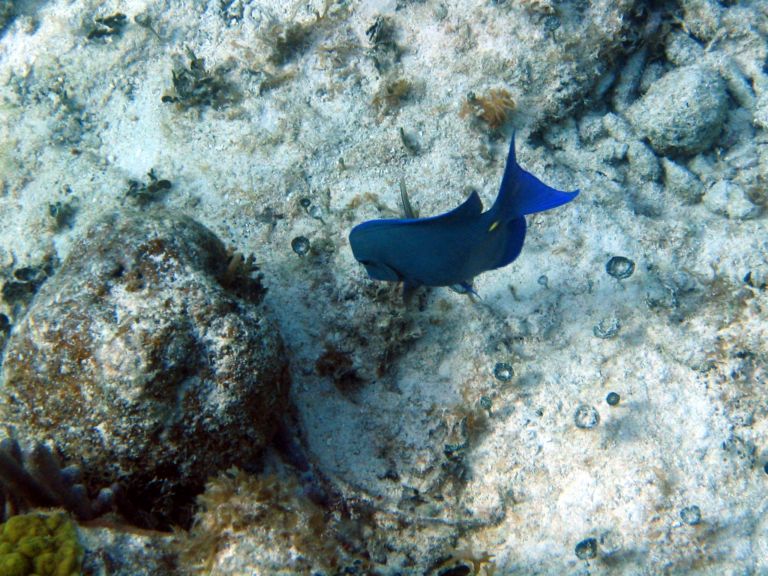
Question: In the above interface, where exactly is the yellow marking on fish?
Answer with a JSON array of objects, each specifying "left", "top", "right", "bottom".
[{"left": 488, "top": 220, "right": 500, "bottom": 232}]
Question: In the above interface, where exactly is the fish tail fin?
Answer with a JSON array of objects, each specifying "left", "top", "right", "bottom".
[{"left": 493, "top": 133, "right": 579, "bottom": 217}]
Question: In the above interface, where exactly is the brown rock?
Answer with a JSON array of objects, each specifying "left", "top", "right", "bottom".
[{"left": 0, "top": 209, "right": 290, "bottom": 527}]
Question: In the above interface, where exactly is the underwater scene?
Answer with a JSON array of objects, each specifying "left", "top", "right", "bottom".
[{"left": 0, "top": 0, "right": 766, "bottom": 574}]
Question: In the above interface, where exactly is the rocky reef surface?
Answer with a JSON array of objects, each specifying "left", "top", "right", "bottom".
[
  {"left": 0, "top": 210, "right": 289, "bottom": 528},
  {"left": 0, "top": 0, "right": 766, "bottom": 574}
]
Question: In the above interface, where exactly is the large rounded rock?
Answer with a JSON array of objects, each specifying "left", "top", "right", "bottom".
[
  {"left": 626, "top": 65, "right": 727, "bottom": 156},
  {"left": 0, "top": 210, "right": 290, "bottom": 526}
]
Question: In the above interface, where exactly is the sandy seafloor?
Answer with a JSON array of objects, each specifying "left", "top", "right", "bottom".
[{"left": 1, "top": 0, "right": 768, "bottom": 574}]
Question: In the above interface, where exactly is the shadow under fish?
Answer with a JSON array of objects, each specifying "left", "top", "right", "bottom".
[{"left": 349, "top": 134, "right": 579, "bottom": 301}]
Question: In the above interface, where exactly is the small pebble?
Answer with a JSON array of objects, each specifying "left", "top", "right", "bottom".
[
  {"left": 593, "top": 317, "right": 621, "bottom": 339},
  {"left": 13, "top": 266, "right": 44, "bottom": 283},
  {"left": 575, "top": 537, "right": 598, "bottom": 560},
  {"left": 299, "top": 197, "right": 311, "bottom": 209},
  {"left": 537, "top": 275, "right": 549, "bottom": 288},
  {"left": 291, "top": 236, "right": 310, "bottom": 256},
  {"left": 308, "top": 205, "right": 324, "bottom": 220},
  {"left": 574, "top": 404, "right": 600, "bottom": 429},
  {"left": 680, "top": 505, "right": 702, "bottom": 526},
  {"left": 493, "top": 362, "right": 514, "bottom": 382},
  {"left": 763, "top": 462, "right": 768, "bottom": 475},
  {"left": 606, "top": 256, "right": 635, "bottom": 280},
  {"left": 606, "top": 392, "right": 620, "bottom": 406}
]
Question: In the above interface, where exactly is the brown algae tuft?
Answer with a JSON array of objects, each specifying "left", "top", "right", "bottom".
[
  {"left": 460, "top": 89, "right": 516, "bottom": 131},
  {"left": 176, "top": 469, "right": 366, "bottom": 574}
]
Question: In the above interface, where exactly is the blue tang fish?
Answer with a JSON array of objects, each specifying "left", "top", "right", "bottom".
[{"left": 348, "top": 135, "right": 578, "bottom": 297}]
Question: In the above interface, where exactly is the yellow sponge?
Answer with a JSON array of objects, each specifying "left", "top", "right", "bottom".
[{"left": 0, "top": 512, "right": 82, "bottom": 576}]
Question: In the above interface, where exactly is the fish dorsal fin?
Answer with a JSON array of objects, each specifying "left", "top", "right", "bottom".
[
  {"left": 436, "top": 190, "right": 483, "bottom": 223},
  {"left": 398, "top": 188, "right": 482, "bottom": 225}
]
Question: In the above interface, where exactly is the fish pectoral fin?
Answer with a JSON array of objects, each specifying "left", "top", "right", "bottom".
[
  {"left": 443, "top": 190, "right": 483, "bottom": 222},
  {"left": 449, "top": 281, "right": 481, "bottom": 301},
  {"left": 449, "top": 282, "right": 471, "bottom": 295}
]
